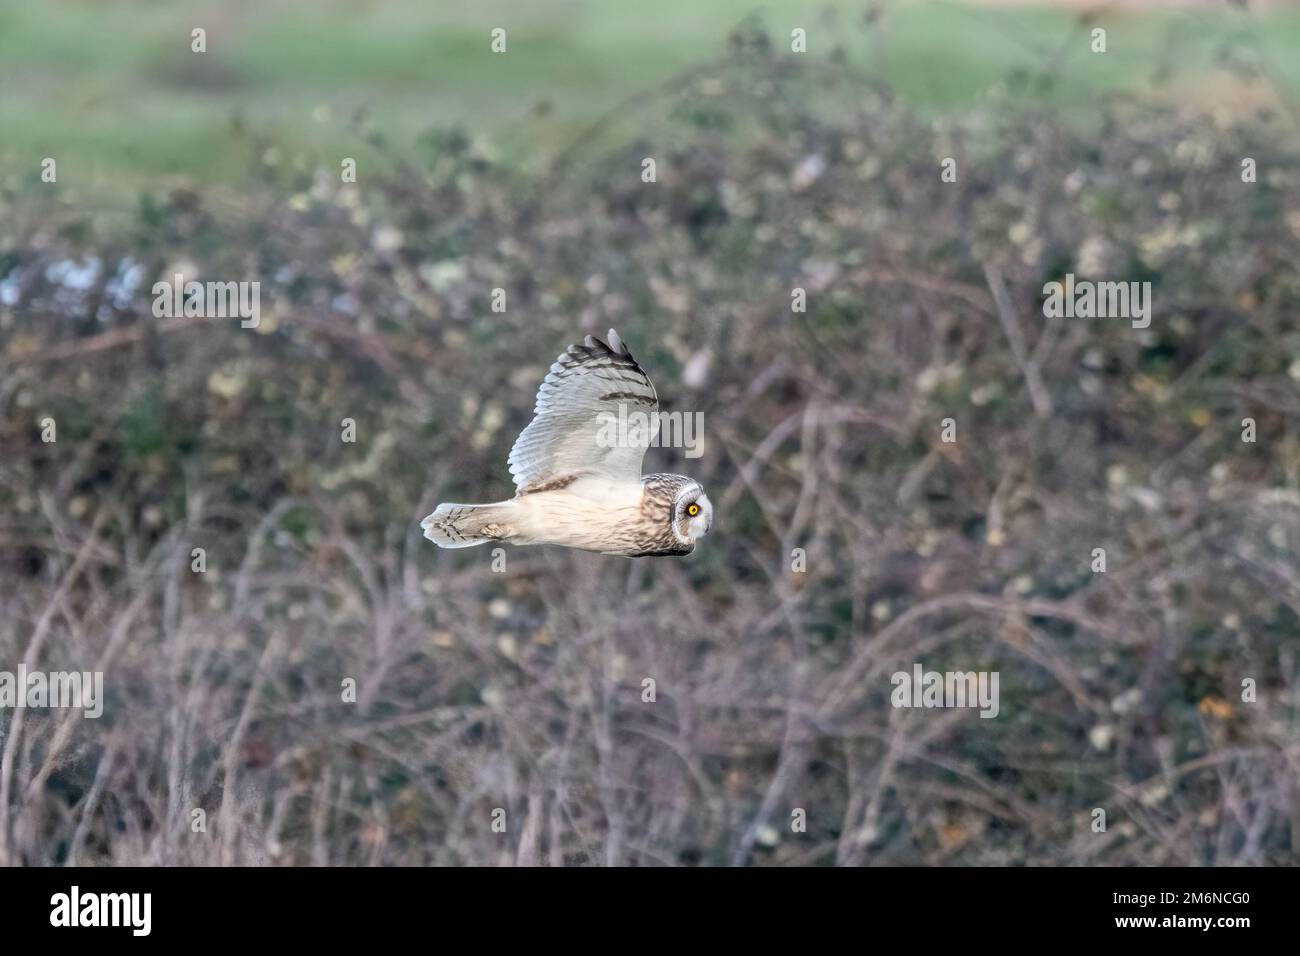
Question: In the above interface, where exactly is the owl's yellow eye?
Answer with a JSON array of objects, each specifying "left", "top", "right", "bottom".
[{"left": 687, "top": 504, "right": 700, "bottom": 517}]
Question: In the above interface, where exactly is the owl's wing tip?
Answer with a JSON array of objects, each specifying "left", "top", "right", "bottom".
[{"left": 582, "top": 329, "right": 630, "bottom": 357}]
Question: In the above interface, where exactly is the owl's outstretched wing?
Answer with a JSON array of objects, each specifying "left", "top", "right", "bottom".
[{"left": 507, "top": 329, "right": 659, "bottom": 495}]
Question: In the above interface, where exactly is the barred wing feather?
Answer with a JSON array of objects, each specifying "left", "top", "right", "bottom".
[{"left": 506, "top": 329, "right": 660, "bottom": 495}]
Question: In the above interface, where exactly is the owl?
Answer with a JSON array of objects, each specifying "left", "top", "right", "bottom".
[{"left": 421, "top": 329, "right": 713, "bottom": 557}]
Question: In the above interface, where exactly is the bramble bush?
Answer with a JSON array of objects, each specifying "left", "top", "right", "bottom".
[{"left": 1, "top": 31, "right": 1298, "bottom": 865}]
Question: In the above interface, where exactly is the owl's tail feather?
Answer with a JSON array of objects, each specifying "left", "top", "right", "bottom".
[{"left": 421, "top": 501, "right": 515, "bottom": 549}]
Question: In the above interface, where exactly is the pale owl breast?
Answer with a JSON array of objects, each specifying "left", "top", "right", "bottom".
[{"left": 514, "top": 487, "right": 657, "bottom": 555}]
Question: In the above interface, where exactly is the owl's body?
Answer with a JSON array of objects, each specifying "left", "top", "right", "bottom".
[
  {"left": 422, "top": 331, "right": 712, "bottom": 558},
  {"left": 427, "top": 473, "right": 700, "bottom": 557}
]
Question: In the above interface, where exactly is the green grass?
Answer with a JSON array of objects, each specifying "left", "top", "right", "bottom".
[{"left": 2, "top": 0, "right": 1298, "bottom": 196}]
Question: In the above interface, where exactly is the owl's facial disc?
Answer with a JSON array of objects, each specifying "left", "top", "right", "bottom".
[{"left": 675, "top": 488, "right": 713, "bottom": 543}]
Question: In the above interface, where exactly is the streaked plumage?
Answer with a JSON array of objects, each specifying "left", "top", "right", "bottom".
[{"left": 421, "top": 329, "right": 713, "bottom": 557}]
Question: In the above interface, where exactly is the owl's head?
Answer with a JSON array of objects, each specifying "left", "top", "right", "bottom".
[{"left": 673, "top": 484, "right": 714, "bottom": 545}]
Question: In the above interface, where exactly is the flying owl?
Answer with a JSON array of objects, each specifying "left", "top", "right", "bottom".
[{"left": 421, "top": 329, "right": 713, "bottom": 557}]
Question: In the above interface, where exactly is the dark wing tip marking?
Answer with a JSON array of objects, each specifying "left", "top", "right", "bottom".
[{"left": 582, "top": 328, "right": 632, "bottom": 359}]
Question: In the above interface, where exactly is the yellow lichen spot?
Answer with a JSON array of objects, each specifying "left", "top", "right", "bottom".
[
  {"left": 5, "top": 333, "right": 42, "bottom": 359},
  {"left": 938, "top": 822, "right": 970, "bottom": 850},
  {"left": 1133, "top": 374, "right": 1167, "bottom": 401},
  {"left": 1197, "top": 696, "right": 1232, "bottom": 719}
]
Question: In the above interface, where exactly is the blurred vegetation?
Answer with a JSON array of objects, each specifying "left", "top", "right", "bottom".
[
  {"left": 1, "top": 15, "right": 1299, "bottom": 865},
  {"left": 2, "top": 0, "right": 1300, "bottom": 194}
]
